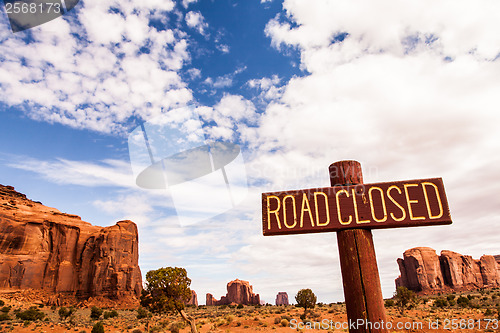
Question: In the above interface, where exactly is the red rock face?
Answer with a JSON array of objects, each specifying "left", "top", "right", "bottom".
[
  {"left": 206, "top": 293, "right": 217, "bottom": 306},
  {"left": 206, "top": 279, "right": 260, "bottom": 305},
  {"left": 396, "top": 247, "right": 500, "bottom": 293},
  {"left": 275, "top": 292, "right": 289, "bottom": 306},
  {"left": 0, "top": 185, "right": 142, "bottom": 300},
  {"left": 186, "top": 290, "right": 198, "bottom": 306}
]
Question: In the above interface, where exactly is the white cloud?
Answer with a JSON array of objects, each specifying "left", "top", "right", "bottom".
[
  {"left": 3, "top": 0, "right": 500, "bottom": 304},
  {"left": 216, "top": 43, "right": 230, "bottom": 54},
  {"left": 7, "top": 157, "right": 135, "bottom": 188},
  {"left": 198, "top": 94, "right": 257, "bottom": 141},
  {"left": 185, "top": 11, "right": 208, "bottom": 36},
  {"left": 234, "top": 0, "right": 500, "bottom": 301},
  {"left": 248, "top": 75, "right": 283, "bottom": 102},
  {"left": 186, "top": 68, "right": 202, "bottom": 80},
  {"left": 182, "top": 0, "right": 198, "bottom": 9},
  {"left": 0, "top": 0, "right": 191, "bottom": 135}
]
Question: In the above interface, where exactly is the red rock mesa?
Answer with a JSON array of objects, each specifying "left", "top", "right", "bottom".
[
  {"left": 0, "top": 185, "right": 142, "bottom": 302},
  {"left": 206, "top": 279, "right": 260, "bottom": 305},
  {"left": 396, "top": 247, "right": 500, "bottom": 293}
]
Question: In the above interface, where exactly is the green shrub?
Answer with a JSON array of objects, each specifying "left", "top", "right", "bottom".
[
  {"left": 447, "top": 294, "right": 456, "bottom": 301},
  {"left": 384, "top": 299, "right": 395, "bottom": 307},
  {"left": 91, "top": 321, "right": 105, "bottom": 333},
  {"left": 0, "top": 300, "right": 4, "bottom": 306},
  {"left": 394, "top": 286, "right": 416, "bottom": 313},
  {"left": 237, "top": 304, "right": 244, "bottom": 309},
  {"left": 0, "top": 306, "right": 11, "bottom": 313},
  {"left": 457, "top": 296, "right": 470, "bottom": 307},
  {"left": 103, "top": 310, "right": 118, "bottom": 319},
  {"left": 168, "top": 322, "right": 184, "bottom": 333},
  {"left": 90, "top": 306, "right": 103, "bottom": 320},
  {"left": 0, "top": 312, "right": 10, "bottom": 321},
  {"left": 136, "top": 307, "right": 149, "bottom": 319},
  {"left": 59, "top": 306, "right": 76, "bottom": 320},
  {"left": 434, "top": 298, "right": 448, "bottom": 308},
  {"left": 15, "top": 307, "right": 45, "bottom": 321}
]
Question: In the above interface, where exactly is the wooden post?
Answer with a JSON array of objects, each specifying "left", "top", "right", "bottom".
[{"left": 329, "top": 160, "right": 388, "bottom": 333}]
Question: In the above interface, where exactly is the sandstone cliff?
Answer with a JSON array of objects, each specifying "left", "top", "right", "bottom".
[
  {"left": 0, "top": 185, "right": 142, "bottom": 301},
  {"left": 206, "top": 279, "right": 260, "bottom": 305},
  {"left": 396, "top": 247, "right": 500, "bottom": 293},
  {"left": 275, "top": 292, "right": 289, "bottom": 306},
  {"left": 187, "top": 290, "right": 198, "bottom": 306}
]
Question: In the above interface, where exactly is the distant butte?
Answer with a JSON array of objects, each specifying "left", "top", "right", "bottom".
[
  {"left": 396, "top": 247, "right": 500, "bottom": 293},
  {"left": 0, "top": 184, "right": 142, "bottom": 305},
  {"left": 206, "top": 279, "right": 260, "bottom": 305}
]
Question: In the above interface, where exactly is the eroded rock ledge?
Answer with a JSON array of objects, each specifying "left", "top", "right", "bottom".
[
  {"left": 396, "top": 247, "right": 500, "bottom": 293},
  {"left": 0, "top": 184, "right": 142, "bottom": 302}
]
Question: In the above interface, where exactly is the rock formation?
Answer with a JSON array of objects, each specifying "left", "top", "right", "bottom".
[
  {"left": 0, "top": 185, "right": 142, "bottom": 301},
  {"left": 275, "top": 292, "right": 289, "bottom": 306},
  {"left": 187, "top": 290, "right": 198, "bottom": 306},
  {"left": 206, "top": 293, "right": 218, "bottom": 306},
  {"left": 396, "top": 247, "right": 500, "bottom": 293},
  {"left": 205, "top": 279, "right": 260, "bottom": 305}
]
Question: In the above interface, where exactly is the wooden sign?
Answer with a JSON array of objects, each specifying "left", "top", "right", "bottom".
[{"left": 262, "top": 178, "right": 451, "bottom": 236}]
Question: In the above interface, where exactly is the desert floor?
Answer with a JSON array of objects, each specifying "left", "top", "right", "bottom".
[{"left": 1, "top": 289, "right": 499, "bottom": 332}]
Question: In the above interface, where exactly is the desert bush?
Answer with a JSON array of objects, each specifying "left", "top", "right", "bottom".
[
  {"left": 1, "top": 306, "right": 11, "bottom": 313},
  {"left": 103, "top": 310, "right": 118, "bottom": 319},
  {"left": 447, "top": 294, "right": 456, "bottom": 301},
  {"left": 91, "top": 321, "right": 105, "bottom": 333},
  {"left": 131, "top": 329, "right": 142, "bottom": 333},
  {"left": 281, "top": 319, "right": 289, "bottom": 327},
  {"left": 0, "top": 312, "right": 10, "bottom": 321},
  {"left": 0, "top": 300, "right": 4, "bottom": 306},
  {"left": 394, "top": 287, "right": 416, "bottom": 313},
  {"left": 484, "top": 308, "right": 493, "bottom": 316},
  {"left": 90, "top": 306, "right": 103, "bottom": 320},
  {"left": 296, "top": 289, "right": 317, "bottom": 312},
  {"left": 281, "top": 314, "right": 291, "bottom": 321},
  {"left": 169, "top": 322, "right": 184, "bottom": 333},
  {"left": 59, "top": 306, "right": 75, "bottom": 320},
  {"left": 136, "top": 306, "right": 149, "bottom": 319},
  {"left": 15, "top": 306, "right": 45, "bottom": 321},
  {"left": 434, "top": 298, "right": 448, "bottom": 308},
  {"left": 457, "top": 296, "right": 470, "bottom": 307},
  {"left": 237, "top": 304, "right": 244, "bottom": 309},
  {"left": 274, "top": 317, "right": 281, "bottom": 324},
  {"left": 384, "top": 299, "right": 395, "bottom": 307}
]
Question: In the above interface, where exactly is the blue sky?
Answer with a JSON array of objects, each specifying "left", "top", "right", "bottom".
[{"left": 1, "top": 0, "right": 500, "bottom": 304}]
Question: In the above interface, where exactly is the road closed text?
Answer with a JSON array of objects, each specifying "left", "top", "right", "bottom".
[{"left": 262, "top": 178, "right": 451, "bottom": 236}]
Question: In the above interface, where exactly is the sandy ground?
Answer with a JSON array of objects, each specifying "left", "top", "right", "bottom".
[{"left": 1, "top": 289, "right": 499, "bottom": 332}]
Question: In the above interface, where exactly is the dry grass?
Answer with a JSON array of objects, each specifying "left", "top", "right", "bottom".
[{"left": 0, "top": 288, "right": 499, "bottom": 332}]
